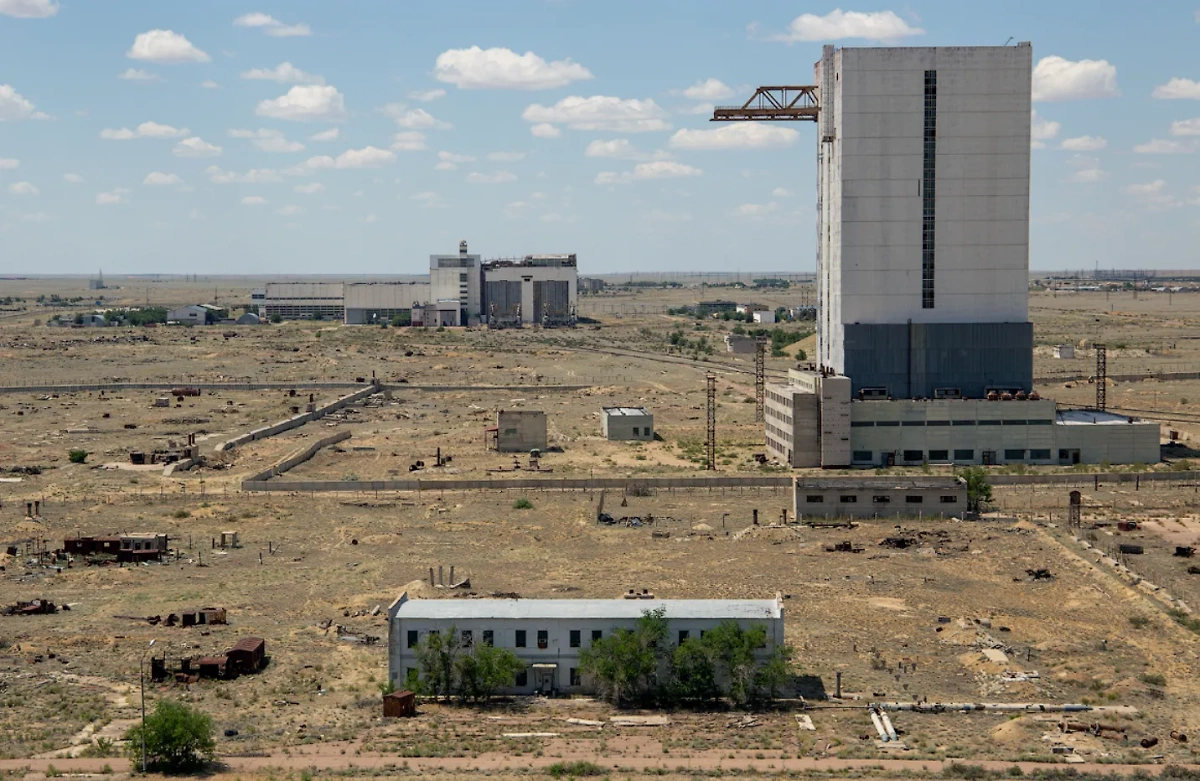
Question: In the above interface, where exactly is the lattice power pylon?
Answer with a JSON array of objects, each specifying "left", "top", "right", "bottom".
[
  {"left": 1095, "top": 344, "right": 1107, "bottom": 411},
  {"left": 754, "top": 337, "right": 768, "bottom": 423},
  {"left": 705, "top": 373, "right": 717, "bottom": 471}
]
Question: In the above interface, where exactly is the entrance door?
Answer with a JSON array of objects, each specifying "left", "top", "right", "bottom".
[
  {"left": 533, "top": 665, "right": 557, "bottom": 695},
  {"left": 982, "top": 450, "right": 996, "bottom": 465}
]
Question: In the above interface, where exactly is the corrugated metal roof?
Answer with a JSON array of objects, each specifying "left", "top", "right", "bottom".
[
  {"left": 393, "top": 598, "right": 781, "bottom": 621},
  {"left": 229, "top": 637, "right": 265, "bottom": 653},
  {"left": 603, "top": 407, "right": 651, "bottom": 417}
]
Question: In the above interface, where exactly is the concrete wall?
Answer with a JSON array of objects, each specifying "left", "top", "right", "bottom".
[
  {"left": 795, "top": 483, "right": 967, "bottom": 519},
  {"left": 484, "top": 265, "right": 578, "bottom": 325},
  {"left": 430, "top": 254, "right": 482, "bottom": 324},
  {"left": 245, "top": 430, "right": 352, "bottom": 482},
  {"left": 1056, "top": 421, "right": 1161, "bottom": 466},
  {"left": 497, "top": 410, "right": 547, "bottom": 452},
  {"left": 264, "top": 282, "right": 345, "bottom": 320},
  {"left": 602, "top": 411, "right": 654, "bottom": 441},
  {"left": 215, "top": 385, "right": 379, "bottom": 453},
  {"left": 344, "top": 282, "right": 431, "bottom": 324},
  {"left": 764, "top": 384, "right": 820, "bottom": 468},
  {"left": 820, "top": 375, "right": 853, "bottom": 467}
]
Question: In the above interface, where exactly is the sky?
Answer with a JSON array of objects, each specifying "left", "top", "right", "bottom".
[{"left": 0, "top": 1, "right": 1198, "bottom": 275}]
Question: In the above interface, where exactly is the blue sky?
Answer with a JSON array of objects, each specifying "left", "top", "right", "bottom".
[{"left": 0, "top": 1, "right": 1198, "bottom": 275}]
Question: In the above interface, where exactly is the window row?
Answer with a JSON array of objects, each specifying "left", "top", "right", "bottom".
[{"left": 804, "top": 494, "right": 958, "bottom": 504}]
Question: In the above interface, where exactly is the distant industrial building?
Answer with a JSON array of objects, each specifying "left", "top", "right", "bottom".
[
  {"left": 344, "top": 282, "right": 430, "bottom": 325},
  {"left": 579, "top": 277, "right": 606, "bottom": 294},
  {"left": 490, "top": 410, "right": 548, "bottom": 452},
  {"left": 725, "top": 334, "right": 759, "bottom": 354},
  {"left": 262, "top": 282, "right": 344, "bottom": 320},
  {"left": 167, "top": 304, "right": 222, "bottom": 325},
  {"left": 483, "top": 255, "right": 577, "bottom": 327},
  {"left": 1054, "top": 345, "right": 1076, "bottom": 359},
  {"left": 794, "top": 476, "right": 966, "bottom": 519},
  {"left": 430, "top": 241, "right": 482, "bottom": 326},
  {"left": 601, "top": 407, "right": 654, "bottom": 441},
  {"left": 387, "top": 592, "right": 785, "bottom": 695}
]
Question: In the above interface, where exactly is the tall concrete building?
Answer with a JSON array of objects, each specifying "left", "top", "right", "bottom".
[
  {"left": 815, "top": 44, "right": 1034, "bottom": 399},
  {"left": 429, "top": 240, "right": 482, "bottom": 326}
]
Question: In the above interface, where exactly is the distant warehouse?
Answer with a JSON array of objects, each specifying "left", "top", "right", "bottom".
[
  {"left": 602, "top": 407, "right": 654, "bottom": 441},
  {"left": 262, "top": 282, "right": 344, "bottom": 321},
  {"left": 483, "top": 255, "right": 577, "bottom": 327},
  {"left": 344, "top": 282, "right": 430, "bottom": 325}
]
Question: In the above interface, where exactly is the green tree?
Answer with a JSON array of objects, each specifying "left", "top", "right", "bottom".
[
  {"left": 414, "top": 626, "right": 460, "bottom": 701},
  {"left": 270, "top": 313, "right": 282, "bottom": 324},
  {"left": 123, "top": 699, "right": 215, "bottom": 772},
  {"left": 670, "top": 637, "right": 719, "bottom": 703},
  {"left": 455, "top": 643, "right": 525, "bottom": 702},
  {"left": 753, "top": 645, "right": 795, "bottom": 703},
  {"left": 703, "top": 621, "right": 768, "bottom": 707},
  {"left": 579, "top": 607, "right": 667, "bottom": 706},
  {"left": 959, "top": 466, "right": 992, "bottom": 512},
  {"left": 68, "top": 449, "right": 88, "bottom": 464}
]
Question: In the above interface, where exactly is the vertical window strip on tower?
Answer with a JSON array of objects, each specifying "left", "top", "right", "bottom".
[{"left": 922, "top": 69, "right": 936, "bottom": 309}]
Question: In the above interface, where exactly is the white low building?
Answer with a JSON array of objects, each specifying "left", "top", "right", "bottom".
[
  {"left": 601, "top": 406, "right": 654, "bottom": 441},
  {"left": 387, "top": 594, "right": 785, "bottom": 695}
]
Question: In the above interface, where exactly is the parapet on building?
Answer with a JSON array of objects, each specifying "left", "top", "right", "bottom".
[
  {"left": 387, "top": 593, "right": 785, "bottom": 695},
  {"left": 764, "top": 43, "right": 1161, "bottom": 468},
  {"left": 483, "top": 255, "right": 577, "bottom": 327}
]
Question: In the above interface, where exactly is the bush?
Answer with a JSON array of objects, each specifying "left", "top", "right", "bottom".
[
  {"left": 124, "top": 699, "right": 215, "bottom": 772},
  {"left": 68, "top": 449, "right": 89, "bottom": 464},
  {"left": 1128, "top": 615, "right": 1151, "bottom": 629},
  {"left": 547, "top": 760, "right": 605, "bottom": 777},
  {"left": 513, "top": 497, "right": 534, "bottom": 510},
  {"left": 943, "top": 763, "right": 989, "bottom": 781},
  {"left": 173, "top": 509, "right": 190, "bottom": 519},
  {"left": 456, "top": 644, "right": 526, "bottom": 702},
  {"left": 1138, "top": 672, "right": 1167, "bottom": 687}
]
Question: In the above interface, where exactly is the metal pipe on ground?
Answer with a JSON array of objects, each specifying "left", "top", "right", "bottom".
[
  {"left": 878, "top": 702, "right": 1100, "bottom": 713},
  {"left": 869, "top": 709, "right": 889, "bottom": 742}
]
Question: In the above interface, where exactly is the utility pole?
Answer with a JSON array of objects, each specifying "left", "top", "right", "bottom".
[
  {"left": 705, "top": 373, "right": 717, "bottom": 471},
  {"left": 1095, "top": 344, "right": 1107, "bottom": 411},
  {"left": 755, "top": 337, "right": 768, "bottom": 423}
]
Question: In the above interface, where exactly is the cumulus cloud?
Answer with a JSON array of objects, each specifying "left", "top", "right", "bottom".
[
  {"left": 410, "top": 191, "right": 445, "bottom": 208},
  {"left": 1134, "top": 138, "right": 1197, "bottom": 154},
  {"left": 233, "top": 12, "right": 311, "bottom": 37},
  {"left": 1065, "top": 155, "right": 1108, "bottom": 183},
  {"left": 1170, "top": 118, "right": 1200, "bottom": 136},
  {"left": 119, "top": 68, "right": 162, "bottom": 82},
  {"left": 127, "top": 30, "right": 210, "bottom": 64},
  {"left": 63, "top": 173, "right": 82, "bottom": 183},
  {"left": 732, "top": 202, "right": 779, "bottom": 218},
  {"left": 205, "top": 166, "right": 283, "bottom": 184},
  {"left": 390, "top": 131, "right": 428, "bottom": 151},
  {"left": 668, "top": 123, "right": 799, "bottom": 151},
  {"left": 275, "top": 204, "right": 303, "bottom": 216},
  {"left": 1030, "top": 109, "right": 1061, "bottom": 149},
  {"left": 1153, "top": 78, "right": 1200, "bottom": 100},
  {"left": 95, "top": 189, "right": 128, "bottom": 205},
  {"left": 523, "top": 96, "right": 670, "bottom": 133},
  {"left": 241, "top": 195, "right": 268, "bottom": 206},
  {"left": 487, "top": 151, "right": 526, "bottom": 162},
  {"left": 1060, "top": 135, "right": 1107, "bottom": 151},
  {"left": 201, "top": 80, "right": 220, "bottom": 89},
  {"left": 173, "top": 136, "right": 222, "bottom": 157},
  {"left": 408, "top": 88, "right": 446, "bottom": 102},
  {"left": 1124, "top": 179, "right": 1180, "bottom": 209},
  {"left": 758, "top": 10, "right": 924, "bottom": 42},
  {"left": 294, "top": 182, "right": 324, "bottom": 195},
  {"left": 241, "top": 62, "right": 324, "bottom": 85},
  {"left": 594, "top": 161, "right": 702, "bottom": 184},
  {"left": 584, "top": 138, "right": 670, "bottom": 161},
  {"left": 682, "top": 78, "right": 734, "bottom": 101},
  {"left": 530, "top": 123, "right": 561, "bottom": 139},
  {"left": 772, "top": 187, "right": 794, "bottom": 198},
  {"left": 229, "top": 128, "right": 305, "bottom": 153},
  {"left": 304, "top": 146, "right": 396, "bottom": 170},
  {"left": 0, "top": 84, "right": 47, "bottom": 121},
  {"left": 8, "top": 181, "right": 38, "bottom": 195},
  {"left": 434, "top": 46, "right": 593, "bottom": 90},
  {"left": 0, "top": 0, "right": 57, "bottom": 17},
  {"left": 466, "top": 171, "right": 517, "bottom": 184},
  {"left": 310, "top": 128, "right": 339, "bottom": 142},
  {"left": 435, "top": 151, "right": 475, "bottom": 171},
  {"left": 101, "top": 122, "right": 190, "bottom": 140},
  {"left": 257, "top": 85, "right": 347, "bottom": 122},
  {"left": 142, "top": 171, "right": 183, "bottom": 186},
  {"left": 381, "top": 104, "right": 451, "bottom": 130},
  {"left": 1032, "top": 56, "right": 1120, "bottom": 101},
  {"left": 0, "top": 157, "right": 18, "bottom": 169}
]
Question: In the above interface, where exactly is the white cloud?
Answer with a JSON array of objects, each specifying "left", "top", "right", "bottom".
[
  {"left": 584, "top": 138, "right": 670, "bottom": 161},
  {"left": 229, "top": 128, "right": 305, "bottom": 153},
  {"left": 173, "top": 136, "right": 222, "bottom": 157},
  {"left": 410, "top": 191, "right": 445, "bottom": 208},
  {"left": 668, "top": 123, "right": 799, "bottom": 151},
  {"left": 304, "top": 146, "right": 396, "bottom": 170},
  {"left": 188, "top": 208, "right": 205, "bottom": 220},
  {"left": 732, "top": 202, "right": 779, "bottom": 218},
  {"left": 391, "top": 131, "right": 428, "bottom": 151},
  {"left": 682, "top": 78, "right": 734, "bottom": 101},
  {"left": 0, "top": 0, "right": 56, "bottom": 17},
  {"left": 772, "top": 187, "right": 794, "bottom": 198},
  {"left": 18, "top": 211, "right": 50, "bottom": 223},
  {"left": 0, "top": 157, "right": 17, "bottom": 169},
  {"left": 100, "top": 122, "right": 189, "bottom": 140},
  {"left": 382, "top": 104, "right": 451, "bottom": 130},
  {"left": 594, "top": 161, "right": 702, "bottom": 184},
  {"left": 119, "top": 68, "right": 162, "bottom": 82},
  {"left": 233, "top": 12, "right": 311, "bottom": 37},
  {"left": 681, "top": 102, "right": 716, "bottom": 116},
  {"left": 466, "top": 171, "right": 517, "bottom": 184},
  {"left": 63, "top": 173, "right": 82, "bottom": 183},
  {"left": 434, "top": 46, "right": 593, "bottom": 90},
  {"left": 358, "top": 213, "right": 378, "bottom": 224},
  {"left": 759, "top": 10, "right": 923, "bottom": 42},
  {"left": 1030, "top": 109, "right": 1061, "bottom": 149},
  {"left": 1126, "top": 180, "right": 1166, "bottom": 196},
  {"left": 241, "top": 196, "right": 268, "bottom": 206},
  {"left": 1032, "top": 56, "right": 1120, "bottom": 102},
  {"left": 127, "top": 30, "right": 210, "bottom": 64},
  {"left": 275, "top": 204, "right": 303, "bottom": 216},
  {"left": 408, "top": 88, "right": 446, "bottom": 102},
  {"left": 1065, "top": 156, "right": 1108, "bottom": 183},
  {"left": 0, "top": 84, "right": 46, "bottom": 121},
  {"left": 1060, "top": 135, "right": 1107, "bottom": 151},
  {"left": 487, "top": 151, "right": 526, "bottom": 162},
  {"left": 8, "top": 181, "right": 38, "bottom": 195},
  {"left": 95, "top": 190, "right": 127, "bottom": 205},
  {"left": 1169, "top": 118, "right": 1200, "bottom": 136},
  {"left": 310, "top": 128, "right": 339, "bottom": 142},
  {"left": 201, "top": 80, "right": 220, "bottom": 89},
  {"left": 205, "top": 165, "right": 282, "bottom": 184},
  {"left": 241, "top": 62, "right": 324, "bottom": 85},
  {"left": 530, "top": 123, "right": 561, "bottom": 139},
  {"left": 642, "top": 209, "right": 693, "bottom": 223},
  {"left": 142, "top": 171, "right": 183, "bottom": 186},
  {"left": 1153, "top": 78, "right": 1200, "bottom": 100},
  {"left": 523, "top": 96, "right": 670, "bottom": 133},
  {"left": 294, "top": 182, "right": 324, "bottom": 194},
  {"left": 1134, "top": 139, "right": 1197, "bottom": 154},
  {"left": 1124, "top": 179, "right": 1181, "bottom": 209},
  {"left": 439, "top": 151, "right": 475, "bottom": 164},
  {"left": 257, "top": 85, "right": 347, "bottom": 122}
]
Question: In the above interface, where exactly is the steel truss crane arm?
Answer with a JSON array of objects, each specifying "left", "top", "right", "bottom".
[{"left": 711, "top": 86, "right": 819, "bottom": 122}]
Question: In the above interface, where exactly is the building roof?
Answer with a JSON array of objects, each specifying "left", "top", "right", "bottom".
[
  {"left": 795, "top": 476, "right": 965, "bottom": 491},
  {"left": 603, "top": 407, "right": 651, "bottom": 417},
  {"left": 229, "top": 637, "right": 265, "bottom": 653},
  {"left": 1056, "top": 409, "right": 1138, "bottom": 425},
  {"left": 392, "top": 596, "right": 782, "bottom": 621}
]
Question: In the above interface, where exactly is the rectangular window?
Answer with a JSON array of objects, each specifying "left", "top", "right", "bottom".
[
  {"left": 592, "top": 629, "right": 602, "bottom": 643},
  {"left": 1001, "top": 419, "right": 1027, "bottom": 426},
  {"left": 903, "top": 450, "right": 924, "bottom": 462},
  {"left": 569, "top": 630, "right": 581, "bottom": 648},
  {"left": 461, "top": 630, "right": 473, "bottom": 648},
  {"left": 901, "top": 421, "right": 925, "bottom": 427},
  {"left": 928, "top": 450, "right": 949, "bottom": 461},
  {"left": 978, "top": 420, "right": 1001, "bottom": 426},
  {"left": 515, "top": 669, "right": 528, "bottom": 687},
  {"left": 872, "top": 495, "right": 891, "bottom": 504},
  {"left": 570, "top": 668, "right": 581, "bottom": 687},
  {"left": 876, "top": 421, "right": 899, "bottom": 427},
  {"left": 906, "top": 495, "right": 924, "bottom": 504},
  {"left": 537, "top": 630, "right": 548, "bottom": 649},
  {"left": 482, "top": 630, "right": 494, "bottom": 647},
  {"left": 515, "top": 630, "right": 526, "bottom": 648},
  {"left": 939, "top": 495, "right": 959, "bottom": 504},
  {"left": 850, "top": 421, "right": 874, "bottom": 428},
  {"left": 1004, "top": 449, "right": 1026, "bottom": 461},
  {"left": 1030, "top": 449, "right": 1052, "bottom": 460},
  {"left": 806, "top": 494, "right": 824, "bottom": 503},
  {"left": 1028, "top": 419, "right": 1053, "bottom": 426},
  {"left": 678, "top": 630, "right": 690, "bottom": 645},
  {"left": 852, "top": 450, "right": 873, "bottom": 462},
  {"left": 921, "top": 69, "right": 937, "bottom": 309},
  {"left": 952, "top": 420, "right": 976, "bottom": 427},
  {"left": 954, "top": 449, "right": 975, "bottom": 461},
  {"left": 631, "top": 427, "right": 639, "bottom": 436},
  {"left": 407, "top": 630, "right": 418, "bottom": 648},
  {"left": 926, "top": 420, "right": 950, "bottom": 427},
  {"left": 839, "top": 495, "right": 858, "bottom": 503}
]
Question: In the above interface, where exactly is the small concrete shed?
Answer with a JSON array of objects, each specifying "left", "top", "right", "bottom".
[{"left": 602, "top": 407, "right": 654, "bottom": 441}]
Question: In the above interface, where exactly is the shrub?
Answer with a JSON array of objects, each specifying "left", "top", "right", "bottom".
[
  {"left": 173, "top": 509, "right": 190, "bottom": 519},
  {"left": 124, "top": 699, "right": 216, "bottom": 772},
  {"left": 1138, "top": 672, "right": 1167, "bottom": 687},
  {"left": 512, "top": 497, "right": 534, "bottom": 510},
  {"left": 1128, "top": 615, "right": 1151, "bottom": 629},
  {"left": 68, "top": 449, "right": 89, "bottom": 464},
  {"left": 943, "top": 763, "right": 989, "bottom": 781},
  {"left": 547, "top": 760, "right": 605, "bottom": 777}
]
